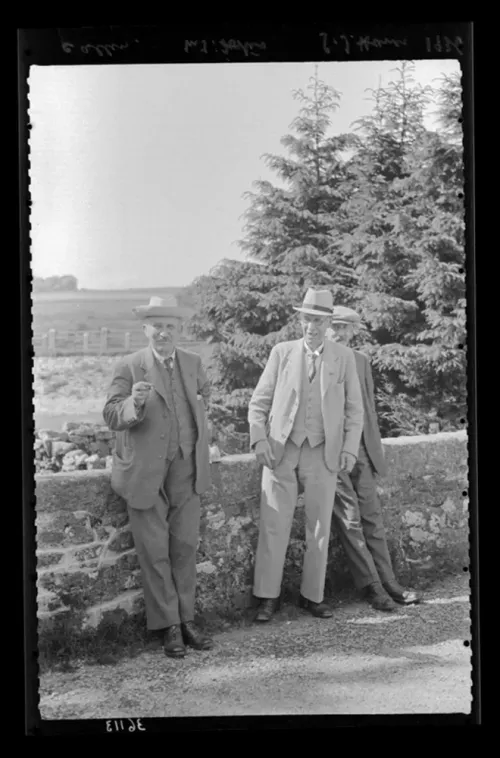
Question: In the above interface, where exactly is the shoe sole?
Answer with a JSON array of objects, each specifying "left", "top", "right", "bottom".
[
  {"left": 184, "top": 642, "right": 214, "bottom": 650},
  {"left": 299, "top": 603, "right": 333, "bottom": 619},
  {"left": 164, "top": 649, "right": 186, "bottom": 658}
]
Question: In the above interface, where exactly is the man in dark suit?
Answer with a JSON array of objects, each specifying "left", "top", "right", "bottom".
[
  {"left": 103, "top": 296, "right": 213, "bottom": 658},
  {"left": 326, "top": 307, "right": 421, "bottom": 611}
]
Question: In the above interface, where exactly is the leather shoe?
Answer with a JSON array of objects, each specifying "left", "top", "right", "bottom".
[
  {"left": 299, "top": 595, "right": 333, "bottom": 618},
  {"left": 363, "top": 582, "right": 398, "bottom": 612},
  {"left": 181, "top": 621, "right": 214, "bottom": 650},
  {"left": 255, "top": 597, "right": 279, "bottom": 622},
  {"left": 163, "top": 625, "right": 186, "bottom": 658},
  {"left": 383, "top": 581, "right": 421, "bottom": 605}
]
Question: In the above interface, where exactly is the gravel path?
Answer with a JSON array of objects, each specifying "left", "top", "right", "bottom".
[{"left": 39, "top": 573, "right": 472, "bottom": 719}]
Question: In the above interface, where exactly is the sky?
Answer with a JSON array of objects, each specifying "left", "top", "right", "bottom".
[{"left": 28, "top": 59, "right": 461, "bottom": 290}]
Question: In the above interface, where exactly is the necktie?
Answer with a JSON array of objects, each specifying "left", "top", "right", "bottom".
[
  {"left": 308, "top": 352, "right": 319, "bottom": 382},
  {"left": 164, "top": 356, "right": 174, "bottom": 375}
]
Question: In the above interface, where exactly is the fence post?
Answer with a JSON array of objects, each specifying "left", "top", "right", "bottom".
[
  {"left": 41, "top": 334, "right": 48, "bottom": 353},
  {"left": 83, "top": 332, "right": 89, "bottom": 354},
  {"left": 99, "top": 327, "right": 108, "bottom": 354},
  {"left": 48, "top": 329, "right": 56, "bottom": 354},
  {"left": 124, "top": 332, "right": 131, "bottom": 352}
]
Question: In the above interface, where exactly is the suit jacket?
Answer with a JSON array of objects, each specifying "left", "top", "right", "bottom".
[
  {"left": 353, "top": 350, "right": 387, "bottom": 477},
  {"left": 248, "top": 338, "right": 364, "bottom": 473},
  {"left": 103, "top": 346, "right": 211, "bottom": 510}
]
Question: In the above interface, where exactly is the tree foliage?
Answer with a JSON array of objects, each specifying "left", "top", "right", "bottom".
[
  {"left": 189, "top": 63, "right": 466, "bottom": 444},
  {"left": 33, "top": 275, "right": 79, "bottom": 292}
]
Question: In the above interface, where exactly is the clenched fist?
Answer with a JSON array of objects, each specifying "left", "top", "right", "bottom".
[
  {"left": 132, "top": 381, "right": 152, "bottom": 408},
  {"left": 254, "top": 439, "right": 275, "bottom": 469}
]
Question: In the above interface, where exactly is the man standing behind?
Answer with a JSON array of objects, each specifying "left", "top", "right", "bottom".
[
  {"left": 103, "top": 296, "right": 214, "bottom": 658},
  {"left": 327, "top": 306, "right": 421, "bottom": 611},
  {"left": 248, "top": 289, "right": 364, "bottom": 623}
]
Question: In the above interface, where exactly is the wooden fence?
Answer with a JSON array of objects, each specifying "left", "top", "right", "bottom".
[{"left": 32, "top": 329, "right": 203, "bottom": 357}]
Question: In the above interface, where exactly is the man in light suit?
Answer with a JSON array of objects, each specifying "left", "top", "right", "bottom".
[
  {"left": 103, "top": 296, "right": 213, "bottom": 658},
  {"left": 327, "top": 306, "right": 421, "bottom": 610},
  {"left": 248, "top": 289, "right": 364, "bottom": 622}
]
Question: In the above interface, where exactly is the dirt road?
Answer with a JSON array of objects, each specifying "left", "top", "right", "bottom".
[{"left": 39, "top": 573, "right": 472, "bottom": 719}]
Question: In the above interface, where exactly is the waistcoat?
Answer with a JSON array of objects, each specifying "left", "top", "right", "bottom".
[
  {"left": 158, "top": 357, "right": 197, "bottom": 459},
  {"left": 289, "top": 353, "right": 325, "bottom": 449}
]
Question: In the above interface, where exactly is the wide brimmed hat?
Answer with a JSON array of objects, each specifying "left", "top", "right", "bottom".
[
  {"left": 331, "top": 306, "right": 362, "bottom": 325},
  {"left": 133, "top": 295, "right": 194, "bottom": 320},
  {"left": 293, "top": 288, "right": 334, "bottom": 316}
]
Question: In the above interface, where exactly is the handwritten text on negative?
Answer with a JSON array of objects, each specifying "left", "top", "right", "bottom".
[
  {"left": 320, "top": 33, "right": 408, "bottom": 56},
  {"left": 320, "top": 32, "right": 464, "bottom": 57},
  {"left": 61, "top": 41, "right": 138, "bottom": 57},
  {"left": 106, "top": 719, "right": 146, "bottom": 733},
  {"left": 184, "top": 39, "right": 267, "bottom": 57}
]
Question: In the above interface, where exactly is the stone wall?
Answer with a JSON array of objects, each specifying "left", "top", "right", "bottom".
[
  {"left": 34, "top": 421, "right": 226, "bottom": 473},
  {"left": 35, "top": 430, "right": 469, "bottom": 637},
  {"left": 34, "top": 422, "right": 114, "bottom": 473}
]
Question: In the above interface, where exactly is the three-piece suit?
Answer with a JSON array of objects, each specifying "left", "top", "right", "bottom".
[
  {"left": 248, "top": 337, "right": 364, "bottom": 603},
  {"left": 103, "top": 345, "right": 211, "bottom": 630}
]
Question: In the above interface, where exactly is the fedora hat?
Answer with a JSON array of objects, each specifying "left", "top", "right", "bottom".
[
  {"left": 331, "top": 305, "right": 362, "bottom": 325},
  {"left": 293, "top": 288, "right": 334, "bottom": 316},
  {"left": 133, "top": 295, "right": 194, "bottom": 320}
]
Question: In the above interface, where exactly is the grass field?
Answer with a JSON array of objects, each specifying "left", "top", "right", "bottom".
[
  {"left": 33, "top": 344, "right": 214, "bottom": 430},
  {"left": 30, "top": 288, "right": 213, "bottom": 429},
  {"left": 31, "top": 287, "right": 203, "bottom": 356},
  {"left": 32, "top": 287, "right": 195, "bottom": 337}
]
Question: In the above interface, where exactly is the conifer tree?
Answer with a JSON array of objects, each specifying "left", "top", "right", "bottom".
[
  {"left": 189, "top": 68, "right": 358, "bottom": 442},
  {"left": 340, "top": 63, "right": 465, "bottom": 433},
  {"left": 189, "top": 64, "right": 466, "bottom": 443}
]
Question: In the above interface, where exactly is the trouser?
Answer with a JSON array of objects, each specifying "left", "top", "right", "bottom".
[
  {"left": 333, "top": 444, "right": 395, "bottom": 590},
  {"left": 253, "top": 439, "right": 338, "bottom": 604},
  {"left": 127, "top": 448, "right": 200, "bottom": 630}
]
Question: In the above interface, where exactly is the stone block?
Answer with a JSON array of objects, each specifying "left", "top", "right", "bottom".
[
  {"left": 74, "top": 425, "right": 98, "bottom": 437},
  {"left": 89, "top": 441, "right": 111, "bottom": 457},
  {"left": 52, "top": 441, "right": 78, "bottom": 458},
  {"left": 37, "top": 551, "right": 66, "bottom": 569},
  {"left": 95, "top": 430, "right": 114, "bottom": 441},
  {"left": 37, "top": 530, "right": 66, "bottom": 548},
  {"left": 62, "top": 449, "right": 89, "bottom": 463},
  {"left": 108, "top": 529, "right": 135, "bottom": 554},
  {"left": 39, "top": 429, "right": 67, "bottom": 441},
  {"left": 37, "top": 589, "right": 65, "bottom": 614},
  {"left": 64, "top": 524, "right": 95, "bottom": 544},
  {"left": 73, "top": 544, "right": 105, "bottom": 562},
  {"left": 37, "top": 511, "right": 94, "bottom": 548},
  {"left": 62, "top": 421, "right": 81, "bottom": 433},
  {"left": 95, "top": 525, "right": 116, "bottom": 541},
  {"left": 38, "top": 552, "right": 141, "bottom": 610},
  {"left": 83, "top": 590, "right": 144, "bottom": 629},
  {"left": 86, "top": 454, "right": 106, "bottom": 470}
]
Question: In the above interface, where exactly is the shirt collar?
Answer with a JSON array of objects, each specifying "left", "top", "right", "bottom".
[
  {"left": 303, "top": 340, "right": 324, "bottom": 357},
  {"left": 152, "top": 346, "right": 176, "bottom": 364}
]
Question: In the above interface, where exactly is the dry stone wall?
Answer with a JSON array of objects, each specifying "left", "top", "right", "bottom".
[
  {"left": 35, "top": 430, "right": 469, "bottom": 641},
  {"left": 35, "top": 422, "right": 115, "bottom": 473}
]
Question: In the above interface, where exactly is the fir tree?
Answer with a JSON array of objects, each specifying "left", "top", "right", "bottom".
[
  {"left": 189, "top": 68, "right": 359, "bottom": 444},
  {"left": 189, "top": 64, "right": 466, "bottom": 443},
  {"left": 343, "top": 64, "right": 465, "bottom": 433}
]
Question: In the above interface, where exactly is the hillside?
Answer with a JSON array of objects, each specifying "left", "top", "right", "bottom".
[{"left": 32, "top": 286, "right": 196, "bottom": 340}]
